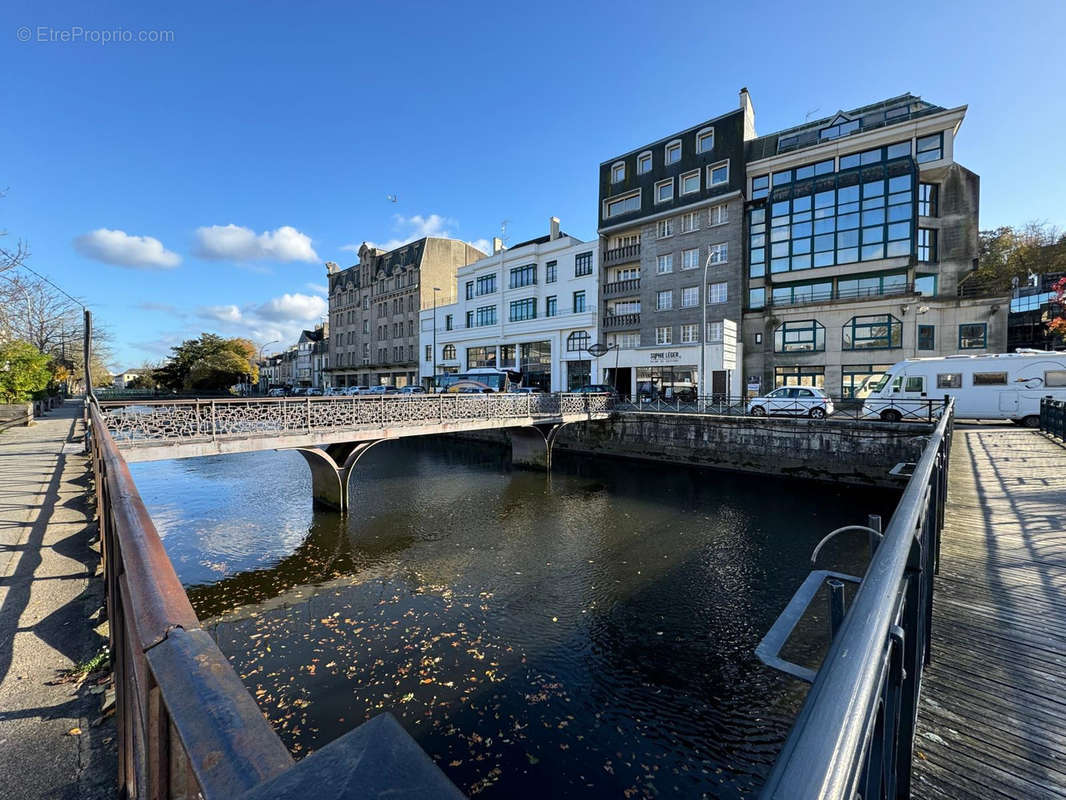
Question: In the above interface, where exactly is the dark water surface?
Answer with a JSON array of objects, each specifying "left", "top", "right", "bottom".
[{"left": 131, "top": 438, "right": 898, "bottom": 798}]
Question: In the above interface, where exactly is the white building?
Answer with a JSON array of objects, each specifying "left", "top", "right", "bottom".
[{"left": 419, "top": 218, "right": 599, "bottom": 391}]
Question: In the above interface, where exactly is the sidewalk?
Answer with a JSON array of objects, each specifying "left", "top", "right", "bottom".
[{"left": 0, "top": 401, "right": 115, "bottom": 799}]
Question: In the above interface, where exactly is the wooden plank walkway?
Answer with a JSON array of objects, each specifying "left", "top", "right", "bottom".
[{"left": 912, "top": 427, "right": 1066, "bottom": 800}]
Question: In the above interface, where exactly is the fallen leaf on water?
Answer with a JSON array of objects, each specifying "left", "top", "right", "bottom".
[{"left": 67, "top": 728, "right": 82, "bottom": 736}]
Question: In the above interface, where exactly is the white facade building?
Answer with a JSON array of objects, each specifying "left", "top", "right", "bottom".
[{"left": 419, "top": 219, "right": 599, "bottom": 391}]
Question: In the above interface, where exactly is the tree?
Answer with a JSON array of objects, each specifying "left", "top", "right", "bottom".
[
  {"left": 976, "top": 221, "right": 1066, "bottom": 292},
  {"left": 154, "top": 334, "right": 260, "bottom": 392},
  {"left": 0, "top": 340, "right": 51, "bottom": 402}
]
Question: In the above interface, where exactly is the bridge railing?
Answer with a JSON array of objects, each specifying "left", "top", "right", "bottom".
[
  {"left": 97, "top": 392, "right": 612, "bottom": 445},
  {"left": 755, "top": 398, "right": 954, "bottom": 799},
  {"left": 86, "top": 398, "right": 464, "bottom": 799},
  {"left": 1041, "top": 397, "right": 1066, "bottom": 441}
]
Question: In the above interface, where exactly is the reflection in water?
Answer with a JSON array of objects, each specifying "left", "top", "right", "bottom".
[{"left": 132, "top": 437, "right": 897, "bottom": 798}]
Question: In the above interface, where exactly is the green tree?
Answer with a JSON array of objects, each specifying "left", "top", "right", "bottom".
[
  {"left": 976, "top": 222, "right": 1066, "bottom": 292},
  {"left": 153, "top": 333, "right": 260, "bottom": 392},
  {"left": 0, "top": 340, "right": 52, "bottom": 402}
]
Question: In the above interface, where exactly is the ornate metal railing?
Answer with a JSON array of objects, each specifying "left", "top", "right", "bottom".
[
  {"left": 98, "top": 392, "right": 612, "bottom": 446},
  {"left": 1041, "top": 397, "right": 1066, "bottom": 441},
  {"left": 756, "top": 399, "right": 954, "bottom": 798}
]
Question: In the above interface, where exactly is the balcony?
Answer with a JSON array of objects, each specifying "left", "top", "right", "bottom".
[
  {"left": 603, "top": 313, "right": 641, "bottom": 330},
  {"left": 603, "top": 243, "right": 641, "bottom": 267},
  {"left": 602, "top": 278, "right": 641, "bottom": 297}
]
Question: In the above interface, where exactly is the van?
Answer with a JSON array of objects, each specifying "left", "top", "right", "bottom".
[{"left": 861, "top": 351, "right": 1066, "bottom": 426}]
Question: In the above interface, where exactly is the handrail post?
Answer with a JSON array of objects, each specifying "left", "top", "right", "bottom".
[
  {"left": 210, "top": 400, "right": 216, "bottom": 440},
  {"left": 306, "top": 395, "right": 311, "bottom": 433},
  {"left": 827, "top": 578, "right": 846, "bottom": 637}
]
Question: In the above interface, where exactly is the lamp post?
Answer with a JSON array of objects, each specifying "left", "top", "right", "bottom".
[
  {"left": 259, "top": 339, "right": 279, "bottom": 394},
  {"left": 700, "top": 249, "right": 712, "bottom": 401},
  {"left": 432, "top": 287, "right": 441, "bottom": 391}
]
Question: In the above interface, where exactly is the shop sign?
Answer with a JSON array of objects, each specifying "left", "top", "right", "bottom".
[{"left": 648, "top": 351, "right": 682, "bottom": 363}]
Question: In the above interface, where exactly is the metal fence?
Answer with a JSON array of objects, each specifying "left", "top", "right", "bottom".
[
  {"left": 87, "top": 398, "right": 463, "bottom": 798},
  {"left": 1041, "top": 397, "right": 1066, "bottom": 441},
  {"left": 755, "top": 399, "right": 954, "bottom": 799},
  {"left": 97, "top": 392, "right": 612, "bottom": 446},
  {"left": 615, "top": 395, "right": 947, "bottom": 423}
]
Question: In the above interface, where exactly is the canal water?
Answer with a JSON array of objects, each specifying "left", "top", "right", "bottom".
[{"left": 131, "top": 437, "right": 897, "bottom": 799}]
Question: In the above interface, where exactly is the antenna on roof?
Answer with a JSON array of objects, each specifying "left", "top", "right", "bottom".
[
  {"left": 804, "top": 107, "right": 821, "bottom": 121},
  {"left": 500, "top": 219, "right": 511, "bottom": 246}
]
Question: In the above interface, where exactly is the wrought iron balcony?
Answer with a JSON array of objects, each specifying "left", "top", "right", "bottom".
[
  {"left": 602, "top": 278, "right": 641, "bottom": 297},
  {"left": 602, "top": 243, "right": 641, "bottom": 267},
  {"left": 602, "top": 312, "right": 641, "bottom": 329}
]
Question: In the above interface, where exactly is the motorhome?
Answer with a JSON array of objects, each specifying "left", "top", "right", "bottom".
[{"left": 860, "top": 351, "right": 1066, "bottom": 426}]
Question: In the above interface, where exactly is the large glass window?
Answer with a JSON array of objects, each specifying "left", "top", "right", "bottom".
[
  {"left": 842, "top": 314, "right": 902, "bottom": 350},
  {"left": 476, "top": 274, "right": 496, "bottom": 295},
  {"left": 510, "top": 263, "right": 537, "bottom": 288},
  {"left": 708, "top": 160, "right": 729, "bottom": 186},
  {"left": 681, "top": 323, "right": 699, "bottom": 343},
  {"left": 918, "top": 183, "right": 938, "bottom": 217},
  {"left": 836, "top": 271, "right": 908, "bottom": 300},
  {"left": 681, "top": 286, "right": 699, "bottom": 307},
  {"left": 573, "top": 291, "right": 586, "bottom": 313},
  {"left": 918, "top": 228, "right": 937, "bottom": 262},
  {"left": 606, "top": 192, "right": 640, "bottom": 218},
  {"left": 774, "top": 365, "right": 825, "bottom": 388},
  {"left": 575, "top": 251, "right": 593, "bottom": 277},
  {"left": 916, "top": 133, "right": 943, "bottom": 163},
  {"left": 959, "top": 323, "right": 987, "bottom": 349},
  {"left": 657, "top": 254, "right": 673, "bottom": 274},
  {"left": 509, "top": 298, "right": 536, "bottom": 321},
  {"left": 546, "top": 261, "right": 557, "bottom": 283},
  {"left": 442, "top": 344, "right": 456, "bottom": 360},
  {"left": 682, "top": 248, "right": 700, "bottom": 270},
  {"left": 751, "top": 175, "right": 769, "bottom": 200},
  {"left": 476, "top": 305, "right": 497, "bottom": 326},
  {"left": 656, "top": 289, "right": 673, "bottom": 311},
  {"left": 774, "top": 320, "right": 826, "bottom": 353},
  {"left": 841, "top": 364, "right": 893, "bottom": 399},
  {"left": 656, "top": 326, "right": 672, "bottom": 345},
  {"left": 467, "top": 346, "right": 496, "bottom": 368},
  {"left": 546, "top": 296, "right": 557, "bottom": 317},
  {"left": 708, "top": 281, "right": 728, "bottom": 304},
  {"left": 918, "top": 325, "right": 935, "bottom": 351},
  {"left": 771, "top": 280, "right": 833, "bottom": 306},
  {"left": 567, "top": 331, "right": 590, "bottom": 352},
  {"left": 749, "top": 287, "right": 766, "bottom": 309}
]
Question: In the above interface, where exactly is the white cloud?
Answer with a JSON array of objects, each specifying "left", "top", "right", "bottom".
[
  {"left": 73, "top": 228, "right": 181, "bottom": 269},
  {"left": 198, "top": 304, "right": 243, "bottom": 324},
  {"left": 339, "top": 243, "right": 361, "bottom": 253},
  {"left": 366, "top": 214, "right": 489, "bottom": 254},
  {"left": 305, "top": 282, "right": 328, "bottom": 295},
  {"left": 194, "top": 224, "right": 319, "bottom": 263},
  {"left": 255, "top": 293, "right": 327, "bottom": 322}
]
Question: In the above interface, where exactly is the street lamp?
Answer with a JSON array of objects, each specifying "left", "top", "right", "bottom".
[
  {"left": 432, "top": 287, "right": 441, "bottom": 391},
  {"left": 259, "top": 339, "right": 279, "bottom": 394},
  {"left": 700, "top": 249, "right": 713, "bottom": 401}
]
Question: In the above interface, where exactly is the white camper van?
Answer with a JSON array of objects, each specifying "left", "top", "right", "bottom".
[{"left": 860, "top": 351, "right": 1066, "bottom": 426}]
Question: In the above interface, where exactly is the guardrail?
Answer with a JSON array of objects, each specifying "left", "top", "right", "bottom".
[
  {"left": 614, "top": 395, "right": 947, "bottom": 423},
  {"left": 755, "top": 398, "right": 954, "bottom": 798},
  {"left": 86, "top": 398, "right": 464, "bottom": 798},
  {"left": 97, "top": 392, "right": 612, "bottom": 446},
  {"left": 1041, "top": 397, "right": 1066, "bottom": 441}
]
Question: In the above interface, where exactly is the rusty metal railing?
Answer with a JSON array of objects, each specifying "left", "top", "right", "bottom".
[{"left": 87, "top": 398, "right": 464, "bottom": 799}]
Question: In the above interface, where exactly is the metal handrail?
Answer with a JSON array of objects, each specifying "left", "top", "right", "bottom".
[
  {"left": 1041, "top": 397, "right": 1066, "bottom": 441},
  {"left": 759, "top": 398, "right": 954, "bottom": 798}
]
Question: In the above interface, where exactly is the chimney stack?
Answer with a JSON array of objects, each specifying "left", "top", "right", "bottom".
[
  {"left": 739, "top": 87, "right": 756, "bottom": 141},
  {"left": 550, "top": 216, "right": 561, "bottom": 240},
  {"left": 493, "top": 237, "right": 504, "bottom": 254},
  {"left": 325, "top": 261, "right": 339, "bottom": 275}
]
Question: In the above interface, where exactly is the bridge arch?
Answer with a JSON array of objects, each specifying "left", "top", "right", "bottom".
[{"left": 290, "top": 439, "right": 386, "bottom": 512}]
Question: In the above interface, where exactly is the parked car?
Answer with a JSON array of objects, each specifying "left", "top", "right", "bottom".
[
  {"left": 746, "top": 386, "right": 835, "bottom": 419},
  {"left": 573, "top": 384, "right": 619, "bottom": 400},
  {"left": 511, "top": 386, "right": 546, "bottom": 394},
  {"left": 267, "top": 388, "right": 286, "bottom": 397},
  {"left": 398, "top": 385, "right": 426, "bottom": 394},
  {"left": 305, "top": 387, "right": 324, "bottom": 396},
  {"left": 364, "top": 385, "right": 398, "bottom": 395},
  {"left": 289, "top": 387, "right": 308, "bottom": 397}
]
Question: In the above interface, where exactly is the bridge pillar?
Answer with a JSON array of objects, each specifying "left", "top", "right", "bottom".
[
  {"left": 506, "top": 423, "right": 565, "bottom": 470},
  {"left": 291, "top": 440, "right": 384, "bottom": 513}
]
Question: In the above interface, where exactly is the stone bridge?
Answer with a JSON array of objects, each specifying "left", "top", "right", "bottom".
[{"left": 95, "top": 393, "right": 612, "bottom": 511}]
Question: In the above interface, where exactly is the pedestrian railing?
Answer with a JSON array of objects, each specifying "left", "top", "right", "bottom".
[
  {"left": 1041, "top": 397, "right": 1066, "bottom": 441},
  {"left": 614, "top": 395, "right": 947, "bottom": 423},
  {"left": 86, "top": 397, "right": 464, "bottom": 799},
  {"left": 755, "top": 398, "right": 954, "bottom": 798},
  {"left": 97, "top": 392, "right": 612, "bottom": 446}
]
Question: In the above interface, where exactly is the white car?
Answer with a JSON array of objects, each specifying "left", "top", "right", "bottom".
[{"left": 747, "top": 386, "right": 835, "bottom": 419}]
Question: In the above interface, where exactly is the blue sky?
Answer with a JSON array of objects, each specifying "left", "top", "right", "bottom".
[{"left": 3, "top": 0, "right": 1064, "bottom": 369}]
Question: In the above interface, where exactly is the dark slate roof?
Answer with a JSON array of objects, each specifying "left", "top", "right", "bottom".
[
  {"left": 600, "top": 107, "right": 744, "bottom": 166},
  {"left": 505, "top": 232, "right": 573, "bottom": 251},
  {"left": 746, "top": 93, "right": 947, "bottom": 163}
]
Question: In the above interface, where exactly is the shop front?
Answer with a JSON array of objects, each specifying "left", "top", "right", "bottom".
[{"left": 602, "top": 344, "right": 742, "bottom": 401}]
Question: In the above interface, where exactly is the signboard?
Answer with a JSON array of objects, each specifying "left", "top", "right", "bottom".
[
  {"left": 587, "top": 343, "right": 609, "bottom": 357},
  {"left": 648, "top": 351, "right": 683, "bottom": 363},
  {"left": 722, "top": 319, "right": 738, "bottom": 371},
  {"left": 747, "top": 375, "right": 761, "bottom": 396}
]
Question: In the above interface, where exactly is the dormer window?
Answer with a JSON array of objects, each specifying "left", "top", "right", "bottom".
[
  {"left": 820, "top": 114, "right": 861, "bottom": 141},
  {"left": 665, "top": 140, "right": 681, "bottom": 165},
  {"left": 611, "top": 161, "right": 626, "bottom": 183},
  {"left": 696, "top": 128, "right": 715, "bottom": 153},
  {"left": 637, "top": 151, "right": 652, "bottom": 174}
]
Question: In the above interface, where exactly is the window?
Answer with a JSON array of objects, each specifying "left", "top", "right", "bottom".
[
  {"left": 510, "top": 263, "right": 537, "bottom": 288},
  {"left": 707, "top": 160, "right": 729, "bottom": 186},
  {"left": 775, "top": 365, "right": 825, "bottom": 388},
  {"left": 904, "top": 376, "right": 925, "bottom": 393},
  {"left": 843, "top": 314, "right": 902, "bottom": 350},
  {"left": 363, "top": 320, "right": 370, "bottom": 334},
  {"left": 500, "top": 345, "right": 516, "bottom": 367},
  {"left": 1045, "top": 371, "right": 1066, "bottom": 387},
  {"left": 476, "top": 305, "right": 497, "bottom": 326},
  {"left": 656, "top": 289, "right": 673, "bottom": 311},
  {"left": 749, "top": 287, "right": 766, "bottom": 309},
  {"left": 918, "top": 325, "right": 935, "bottom": 351},
  {"left": 476, "top": 274, "right": 496, "bottom": 295},
  {"left": 442, "top": 344, "right": 456, "bottom": 360},
  {"left": 682, "top": 248, "right": 700, "bottom": 270},
  {"left": 657, "top": 218, "right": 674, "bottom": 238},
  {"left": 959, "top": 323, "right": 987, "bottom": 349},
  {"left": 606, "top": 191, "right": 640, "bottom": 218},
  {"left": 657, "top": 253, "right": 674, "bottom": 274},
  {"left": 774, "top": 320, "right": 826, "bottom": 353},
  {"left": 708, "top": 243, "right": 728, "bottom": 264},
  {"left": 707, "top": 281, "right": 728, "bottom": 304},
  {"left": 680, "top": 211, "right": 700, "bottom": 233},
  {"left": 465, "top": 310, "right": 474, "bottom": 328},
  {"left": 771, "top": 280, "right": 833, "bottom": 306},
  {"left": 546, "top": 260, "right": 557, "bottom": 283},
  {"left": 656, "top": 326, "right": 672, "bottom": 345},
  {"left": 820, "top": 117, "right": 860, "bottom": 141},
  {"left": 841, "top": 364, "right": 893, "bottom": 398},
  {"left": 751, "top": 175, "right": 769, "bottom": 200},
  {"left": 465, "top": 281, "right": 474, "bottom": 300},
  {"left": 681, "top": 323, "right": 699, "bottom": 343},
  {"left": 918, "top": 228, "right": 937, "bottom": 262},
  {"left": 937, "top": 373, "right": 962, "bottom": 388},
  {"left": 445, "top": 314, "right": 453, "bottom": 331},
  {"left": 918, "top": 183, "right": 938, "bottom": 217},
  {"left": 916, "top": 133, "right": 943, "bottom": 163},
  {"left": 509, "top": 298, "right": 536, "bottom": 321},
  {"left": 611, "top": 161, "right": 626, "bottom": 183},
  {"left": 681, "top": 286, "right": 699, "bottom": 307},
  {"left": 546, "top": 296, "right": 557, "bottom": 317},
  {"left": 973, "top": 372, "right": 1007, "bottom": 386},
  {"left": 696, "top": 127, "right": 714, "bottom": 153},
  {"left": 609, "top": 331, "right": 640, "bottom": 348},
  {"left": 665, "top": 140, "right": 681, "bottom": 165},
  {"left": 637, "top": 151, "right": 652, "bottom": 174},
  {"left": 467, "top": 346, "right": 496, "bottom": 368},
  {"left": 655, "top": 179, "right": 674, "bottom": 204},
  {"left": 573, "top": 290, "right": 586, "bottom": 313},
  {"left": 709, "top": 203, "right": 728, "bottom": 225},
  {"left": 575, "top": 251, "right": 593, "bottom": 277},
  {"left": 567, "top": 331, "right": 590, "bottom": 352},
  {"left": 681, "top": 170, "right": 701, "bottom": 195},
  {"left": 915, "top": 274, "right": 937, "bottom": 296},
  {"left": 425, "top": 345, "right": 431, "bottom": 361}
]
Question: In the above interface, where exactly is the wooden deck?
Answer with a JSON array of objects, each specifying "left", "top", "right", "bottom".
[{"left": 912, "top": 427, "right": 1066, "bottom": 799}]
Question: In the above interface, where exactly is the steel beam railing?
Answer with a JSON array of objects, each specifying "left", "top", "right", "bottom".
[{"left": 1040, "top": 397, "right": 1066, "bottom": 441}]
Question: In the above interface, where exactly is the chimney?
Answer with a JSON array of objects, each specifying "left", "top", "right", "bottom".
[
  {"left": 550, "top": 216, "right": 561, "bottom": 240},
  {"left": 739, "top": 87, "right": 756, "bottom": 141},
  {"left": 325, "top": 260, "right": 339, "bottom": 275},
  {"left": 493, "top": 237, "right": 504, "bottom": 254}
]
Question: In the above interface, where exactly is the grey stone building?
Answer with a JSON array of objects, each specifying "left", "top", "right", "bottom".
[
  {"left": 742, "top": 93, "right": 1006, "bottom": 397},
  {"left": 596, "top": 90, "right": 755, "bottom": 399},
  {"left": 325, "top": 237, "right": 485, "bottom": 388}
]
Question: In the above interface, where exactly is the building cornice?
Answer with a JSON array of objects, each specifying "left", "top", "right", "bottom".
[{"left": 598, "top": 190, "right": 742, "bottom": 235}]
